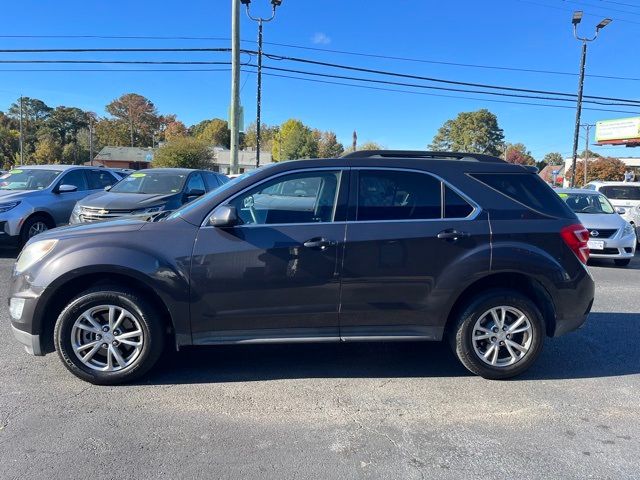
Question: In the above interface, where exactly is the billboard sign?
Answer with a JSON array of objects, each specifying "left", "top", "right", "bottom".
[{"left": 595, "top": 117, "right": 640, "bottom": 144}]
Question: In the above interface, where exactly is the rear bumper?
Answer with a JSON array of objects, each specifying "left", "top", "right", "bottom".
[{"left": 549, "top": 263, "right": 595, "bottom": 337}]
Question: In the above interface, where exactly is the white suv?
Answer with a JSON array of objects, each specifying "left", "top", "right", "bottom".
[{"left": 584, "top": 181, "right": 640, "bottom": 243}]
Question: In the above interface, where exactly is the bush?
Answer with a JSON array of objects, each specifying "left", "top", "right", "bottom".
[{"left": 152, "top": 137, "right": 212, "bottom": 169}]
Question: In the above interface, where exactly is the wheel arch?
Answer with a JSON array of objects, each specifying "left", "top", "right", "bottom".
[{"left": 444, "top": 272, "right": 557, "bottom": 338}]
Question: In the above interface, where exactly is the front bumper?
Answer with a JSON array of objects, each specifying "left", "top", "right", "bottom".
[
  {"left": 588, "top": 231, "right": 636, "bottom": 259},
  {"left": 0, "top": 204, "right": 33, "bottom": 237},
  {"left": 11, "top": 324, "right": 43, "bottom": 356}
]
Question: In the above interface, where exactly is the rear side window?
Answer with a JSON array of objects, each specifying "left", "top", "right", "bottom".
[
  {"left": 444, "top": 186, "right": 474, "bottom": 218},
  {"left": 472, "top": 173, "right": 572, "bottom": 217},
  {"left": 357, "top": 170, "right": 441, "bottom": 221},
  {"left": 203, "top": 172, "right": 221, "bottom": 190},
  {"left": 88, "top": 170, "right": 117, "bottom": 189},
  {"left": 599, "top": 185, "right": 640, "bottom": 200}
]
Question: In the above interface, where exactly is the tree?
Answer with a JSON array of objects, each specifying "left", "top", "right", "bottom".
[
  {"left": 48, "top": 106, "right": 88, "bottom": 147},
  {"left": 429, "top": 109, "right": 504, "bottom": 156},
  {"left": 313, "top": 130, "right": 344, "bottom": 158},
  {"left": 579, "top": 149, "right": 601, "bottom": 159},
  {"left": 504, "top": 143, "right": 535, "bottom": 166},
  {"left": 565, "top": 157, "right": 626, "bottom": 187},
  {"left": 272, "top": 119, "right": 318, "bottom": 161},
  {"left": 358, "top": 141, "right": 384, "bottom": 151},
  {"left": 243, "top": 122, "right": 279, "bottom": 152},
  {"left": 543, "top": 152, "right": 564, "bottom": 166},
  {"left": 194, "top": 118, "right": 230, "bottom": 148},
  {"left": 95, "top": 118, "right": 130, "bottom": 147},
  {"left": 163, "top": 120, "right": 188, "bottom": 141},
  {"left": 0, "top": 124, "right": 19, "bottom": 169},
  {"left": 153, "top": 137, "right": 212, "bottom": 169},
  {"left": 105, "top": 93, "right": 159, "bottom": 147},
  {"left": 32, "top": 138, "right": 62, "bottom": 164}
]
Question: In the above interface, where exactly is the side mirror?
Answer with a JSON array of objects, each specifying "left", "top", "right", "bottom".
[
  {"left": 104, "top": 185, "right": 112, "bottom": 191},
  {"left": 208, "top": 205, "right": 238, "bottom": 227},
  {"left": 186, "top": 188, "right": 205, "bottom": 199},
  {"left": 57, "top": 184, "right": 78, "bottom": 193},
  {"left": 616, "top": 207, "right": 626, "bottom": 214}
]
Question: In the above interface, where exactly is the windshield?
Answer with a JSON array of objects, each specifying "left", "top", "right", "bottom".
[
  {"left": 600, "top": 185, "right": 640, "bottom": 201},
  {"left": 110, "top": 171, "right": 188, "bottom": 194},
  {"left": 167, "top": 169, "right": 261, "bottom": 220},
  {"left": 559, "top": 192, "right": 615, "bottom": 214},
  {"left": 0, "top": 168, "right": 62, "bottom": 191}
]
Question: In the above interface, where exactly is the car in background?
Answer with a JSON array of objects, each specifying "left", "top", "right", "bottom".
[
  {"left": 583, "top": 181, "right": 640, "bottom": 243},
  {"left": 557, "top": 188, "right": 636, "bottom": 266},
  {"left": 0, "top": 165, "right": 121, "bottom": 244},
  {"left": 69, "top": 168, "right": 228, "bottom": 224}
]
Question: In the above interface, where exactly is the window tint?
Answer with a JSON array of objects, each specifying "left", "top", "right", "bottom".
[
  {"left": 229, "top": 171, "right": 341, "bottom": 225},
  {"left": 600, "top": 185, "right": 640, "bottom": 200},
  {"left": 444, "top": 186, "right": 474, "bottom": 218},
  {"left": 472, "top": 173, "right": 572, "bottom": 218},
  {"left": 88, "top": 170, "right": 117, "bottom": 189},
  {"left": 203, "top": 172, "right": 221, "bottom": 190},
  {"left": 59, "top": 169, "right": 87, "bottom": 191},
  {"left": 186, "top": 173, "right": 206, "bottom": 193},
  {"left": 357, "top": 170, "right": 441, "bottom": 221}
]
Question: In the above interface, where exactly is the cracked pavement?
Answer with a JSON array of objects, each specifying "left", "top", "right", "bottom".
[{"left": 1, "top": 247, "right": 639, "bottom": 479}]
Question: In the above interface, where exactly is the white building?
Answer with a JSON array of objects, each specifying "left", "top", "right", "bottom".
[{"left": 214, "top": 147, "right": 273, "bottom": 175}]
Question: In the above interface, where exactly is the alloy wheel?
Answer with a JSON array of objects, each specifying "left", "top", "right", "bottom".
[
  {"left": 28, "top": 221, "right": 48, "bottom": 238},
  {"left": 471, "top": 306, "right": 533, "bottom": 367}
]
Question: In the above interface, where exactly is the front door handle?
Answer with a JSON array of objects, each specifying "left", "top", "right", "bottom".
[
  {"left": 437, "top": 229, "right": 470, "bottom": 241},
  {"left": 303, "top": 237, "right": 336, "bottom": 250}
]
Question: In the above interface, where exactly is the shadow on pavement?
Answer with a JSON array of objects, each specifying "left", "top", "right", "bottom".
[
  {"left": 0, "top": 246, "right": 19, "bottom": 259},
  {"left": 588, "top": 251, "right": 640, "bottom": 270},
  {"left": 144, "top": 311, "right": 640, "bottom": 385}
]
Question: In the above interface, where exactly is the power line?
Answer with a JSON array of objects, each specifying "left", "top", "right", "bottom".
[
  {"left": 562, "top": 0, "right": 640, "bottom": 16},
  {"left": 510, "top": 0, "right": 640, "bottom": 25},
  {"left": 0, "top": 47, "right": 231, "bottom": 53}
]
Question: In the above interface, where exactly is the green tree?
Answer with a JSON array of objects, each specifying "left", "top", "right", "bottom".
[
  {"left": 243, "top": 122, "right": 279, "bottom": 152},
  {"left": 195, "top": 118, "right": 230, "bottom": 148},
  {"left": 105, "top": 93, "right": 159, "bottom": 147},
  {"left": 429, "top": 109, "right": 504, "bottom": 156},
  {"left": 48, "top": 106, "right": 89, "bottom": 147},
  {"left": 95, "top": 118, "right": 130, "bottom": 147},
  {"left": 272, "top": 119, "right": 318, "bottom": 161},
  {"left": 314, "top": 130, "right": 344, "bottom": 158},
  {"left": 32, "top": 138, "right": 62, "bottom": 164},
  {"left": 579, "top": 149, "right": 601, "bottom": 159},
  {"left": 153, "top": 137, "right": 212, "bottom": 169},
  {"left": 504, "top": 143, "right": 535, "bottom": 166},
  {"left": 542, "top": 152, "right": 564, "bottom": 166}
]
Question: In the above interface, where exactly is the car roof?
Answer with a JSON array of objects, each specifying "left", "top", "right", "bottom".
[
  {"left": 13, "top": 164, "right": 107, "bottom": 171},
  {"left": 137, "top": 168, "right": 196, "bottom": 174},
  {"left": 555, "top": 188, "right": 603, "bottom": 195},
  {"left": 587, "top": 181, "right": 639, "bottom": 186}
]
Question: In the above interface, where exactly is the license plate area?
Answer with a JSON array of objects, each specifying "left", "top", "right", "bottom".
[{"left": 588, "top": 239, "right": 605, "bottom": 250}]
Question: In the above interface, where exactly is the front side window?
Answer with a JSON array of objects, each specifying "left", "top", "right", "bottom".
[
  {"left": 110, "top": 171, "right": 188, "bottom": 194},
  {"left": 0, "top": 168, "right": 61, "bottom": 191},
  {"left": 229, "top": 171, "right": 341, "bottom": 225},
  {"left": 357, "top": 170, "right": 441, "bottom": 221},
  {"left": 60, "top": 170, "right": 88, "bottom": 191}
]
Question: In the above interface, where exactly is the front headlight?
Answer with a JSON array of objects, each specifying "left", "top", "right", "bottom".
[
  {"left": 72, "top": 203, "right": 82, "bottom": 215},
  {"left": 15, "top": 239, "right": 58, "bottom": 274},
  {"left": 133, "top": 204, "right": 165, "bottom": 215},
  {"left": 0, "top": 201, "right": 21, "bottom": 213},
  {"left": 624, "top": 223, "right": 635, "bottom": 236}
]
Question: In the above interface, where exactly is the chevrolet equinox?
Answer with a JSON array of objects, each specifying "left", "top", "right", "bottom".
[{"left": 8, "top": 151, "right": 595, "bottom": 384}]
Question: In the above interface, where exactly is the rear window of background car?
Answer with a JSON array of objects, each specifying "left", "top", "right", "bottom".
[{"left": 600, "top": 186, "right": 640, "bottom": 200}]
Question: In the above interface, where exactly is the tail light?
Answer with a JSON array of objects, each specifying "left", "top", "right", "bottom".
[{"left": 560, "top": 224, "right": 590, "bottom": 264}]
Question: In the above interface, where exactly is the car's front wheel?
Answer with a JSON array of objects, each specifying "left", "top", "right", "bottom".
[
  {"left": 449, "top": 289, "right": 545, "bottom": 379},
  {"left": 54, "top": 287, "right": 164, "bottom": 385}
]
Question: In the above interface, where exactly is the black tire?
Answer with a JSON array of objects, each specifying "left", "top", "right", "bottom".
[
  {"left": 54, "top": 286, "right": 164, "bottom": 385},
  {"left": 448, "top": 289, "right": 545, "bottom": 380},
  {"left": 20, "top": 214, "right": 54, "bottom": 245},
  {"left": 614, "top": 259, "right": 631, "bottom": 267}
]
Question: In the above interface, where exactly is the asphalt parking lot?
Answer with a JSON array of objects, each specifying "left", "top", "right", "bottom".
[{"left": 0, "top": 247, "right": 638, "bottom": 480}]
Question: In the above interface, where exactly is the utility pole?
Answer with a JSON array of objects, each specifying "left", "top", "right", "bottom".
[
  {"left": 241, "top": 0, "right": 282, "bottom": 169},
  {"left": 569, "top": 12, "right": 611, "bottom": 188},
  {"left": 230, "top": 0, "right": 242, "bottom": 175},
  {"left": 352, "top": 130, "right": 357, "bottom": 151},
  {"left": 19, "top": 95, "right": 24, "bottom": 165},
  {"left": 581, "top": 123, "right": 594, "bottom": 186},
  {"left": 89, "top": 116, "right": 94, "bottom": 167}
]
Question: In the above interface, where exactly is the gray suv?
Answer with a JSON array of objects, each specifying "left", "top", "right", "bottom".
[
  {"left": 8, "top": 151, "right": 595, "bottom": 385},
  {"left": 0, "top": 165, "right": 121, "bottom": 244}
]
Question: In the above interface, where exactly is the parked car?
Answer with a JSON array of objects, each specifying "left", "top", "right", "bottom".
[
  {"left": 9, "top": 150, "right": 595, "bottom": 384},
  {"left": 0, "top": 165, "right": 121, "bottom": 244},
  {"left": 557, "top": 189, "right": 636, "bottom": 266},
  {"left": 583, "top": 181, "right": 640, "bottom": 243},
  {"left": 69, "top": 168, "right": 228, "bottom": 224}
]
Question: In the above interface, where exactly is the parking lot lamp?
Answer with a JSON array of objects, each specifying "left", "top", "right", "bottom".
[{"left": 569, "top": 12, "right": 612, "bottom": 187}]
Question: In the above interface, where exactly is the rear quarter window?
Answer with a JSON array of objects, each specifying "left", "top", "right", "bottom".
[{"left": 472, "top": 172, "right": 574, "bottom": 218}]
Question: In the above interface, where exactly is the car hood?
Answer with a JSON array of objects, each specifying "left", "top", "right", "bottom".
[
  {"left": 576, "top": 212, "right": 626, "bottom": 230},
  {"left": 30, "top": 218, "right": 147, "bottom": 244},
  {"left": 79, "top": 191, "right": 178, "bottom": 210},
  {"left": 0, "top": 189, "right": 41, "bottom": 201}
]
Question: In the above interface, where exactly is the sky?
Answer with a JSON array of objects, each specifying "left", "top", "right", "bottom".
[{"left": 1, "top": 0, "right": 639, "bottom": 160}]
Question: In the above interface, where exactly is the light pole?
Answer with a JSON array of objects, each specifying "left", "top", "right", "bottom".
[
  {"left": 241, "top": 0, "right": 283, "bottom": 168},
  {"left": 580, "top": 123, "right": 595, "bottom": 186},
  {"left": 569, "top": 11, "right": 611, "bottom": 187}
]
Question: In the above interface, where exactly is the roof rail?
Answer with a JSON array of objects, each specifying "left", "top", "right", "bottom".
[{"left": 341, "top": 150, "right": 505, "bottom": 163}]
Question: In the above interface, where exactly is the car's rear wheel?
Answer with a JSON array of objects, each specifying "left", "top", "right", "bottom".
[
  {"left": 449, "top": 289, "right": 544, "bottom": 379},
  {"left": 614, "top": 258, "right": 631, "bottom": 267},
  {"left": 20, "top": 214, "right": 53, "bottom": 245},
  {"left": 54, "top": 287, "right": 164, "bottom": 385}
]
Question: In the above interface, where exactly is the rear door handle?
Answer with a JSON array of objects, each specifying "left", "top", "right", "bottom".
[
  {"left": 303, "top": 237, "right": 336, "bottom": 250},
  {"left": 437, "top": 230, "right": 470, "bottom": 241}
]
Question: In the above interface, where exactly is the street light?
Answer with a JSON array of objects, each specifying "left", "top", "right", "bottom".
[
  {"left": 242, "top": 0, "right": 283, "bottom": 168},
  {"left": 569, "top": 11, "right": 612, "bottom": 187}
]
